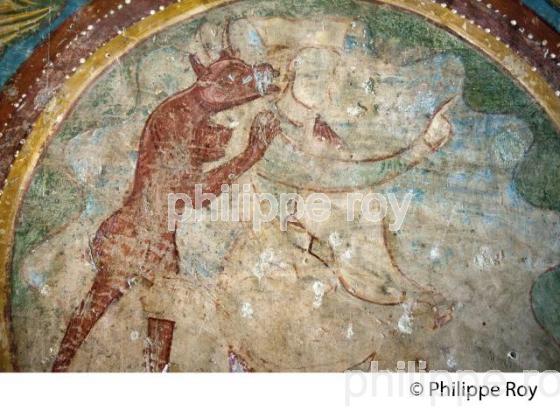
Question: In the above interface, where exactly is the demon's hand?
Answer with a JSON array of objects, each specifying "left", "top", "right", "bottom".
[{"left": 248, "top": 110, "right": 282, "bottom": 153}]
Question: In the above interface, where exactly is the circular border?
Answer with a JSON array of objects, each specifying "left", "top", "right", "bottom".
[{"left": 0, "top": 0, "right": 559, "bottom": 370}]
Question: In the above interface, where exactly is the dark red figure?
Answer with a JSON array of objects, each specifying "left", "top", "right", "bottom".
[{"left": 52, "top": 50, "right": 281, "bottom": 371}]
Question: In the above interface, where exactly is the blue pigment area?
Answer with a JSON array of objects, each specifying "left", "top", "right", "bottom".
[
  {"left": 0, "top": 0, "right": 90, "bottom": 87},
  {"left": 522, "top": 0, "right": 560, "bottom": 31}
]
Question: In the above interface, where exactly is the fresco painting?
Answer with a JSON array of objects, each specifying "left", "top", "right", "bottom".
[{"left": 1, "top": 0, "right": 560, "bottom": 372}]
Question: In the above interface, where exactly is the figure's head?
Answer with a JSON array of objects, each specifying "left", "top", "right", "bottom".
[{"left": 190, "top": 49, "right": 280, "bottom": 110}]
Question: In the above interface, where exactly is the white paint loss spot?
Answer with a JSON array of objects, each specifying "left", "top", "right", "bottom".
[
  {"left": 252, "top": 249, "right": 274, "bottom": 281},
  {"left": 329, "top": 231, "right": 342, "bottom": 248},
  {"left": 341, "top": 249, "right": 353, "bottom": 261},
  {"left": 447, "top": 354, "right": 458, "bottom": 369},
  {"left": 346, "top": 323, "right": 354, "bottom": 339},
  {"left": 312, "top": 281, "right": 326, "bottom": 308},
  {"left": 241, "top": 302, "right": 254, "bottom": 319},
  {"left": 474, "top": 246, "right": 504, "bottom": 270},
  {"left": 397, "top": 302, "right": 414, "bottom": 334},
  {"left": 430, "top": 246, "right": 440, "bottom": 261},
  {"left": 130, "top": 330, "right": 140, "bottom": 341},
  {"left": 252, "top": 248, "right": 286, "bottom": 281},
  {"left": 346, "top": 105, "right": 365, "bottom": 117},
  {"left": 253, "top": 67, "right": 273, "bottom": 96}
]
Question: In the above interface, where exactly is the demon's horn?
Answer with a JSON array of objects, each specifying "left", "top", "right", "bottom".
[
  {"left": 219, "top": 47, "right": 234, "bottom": 60},
  {"left": 189, "top": 53, "right": 208, "bottom": 77},
  {"left": 221, "top": 18, "right": 239, "bottom": 58}
]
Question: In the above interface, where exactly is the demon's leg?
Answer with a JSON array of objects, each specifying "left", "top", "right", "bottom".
[{"left": 52, "top": 270, "right": 130, "bottom": 372}]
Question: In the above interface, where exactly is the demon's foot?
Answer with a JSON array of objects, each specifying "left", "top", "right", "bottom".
[{"left": 145, "top": 317, "right": 175, "bottom": 372}]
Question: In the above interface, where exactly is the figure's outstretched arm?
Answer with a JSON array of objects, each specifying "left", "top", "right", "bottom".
[
  {"left": 257, "top": 96, "right": 458, "bottom": 192},
  {"left": 341, "top": 95, "right": 457, "bottom": 186}
]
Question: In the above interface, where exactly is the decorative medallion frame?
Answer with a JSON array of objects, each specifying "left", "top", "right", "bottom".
[{"left": 0, "top": 0, "right": 559, "bottom": 370}]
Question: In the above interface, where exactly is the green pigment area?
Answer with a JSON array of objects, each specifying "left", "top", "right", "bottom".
[
  {"left": 532, "top": 268, "right": 560, "bottom": 344},
  {"left": 361, "top": 3, "right": 560, "bottom": 211},
  {"left": 11, "top": 165, "right": 83, "bottom": 308},
  {"left": 370, "top": 6, "right": 560, "bottom": 212}
]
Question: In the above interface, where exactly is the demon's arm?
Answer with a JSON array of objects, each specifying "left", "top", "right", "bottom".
[{"left": 199, "top": 110, "right": 281, "bottom": 199}]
